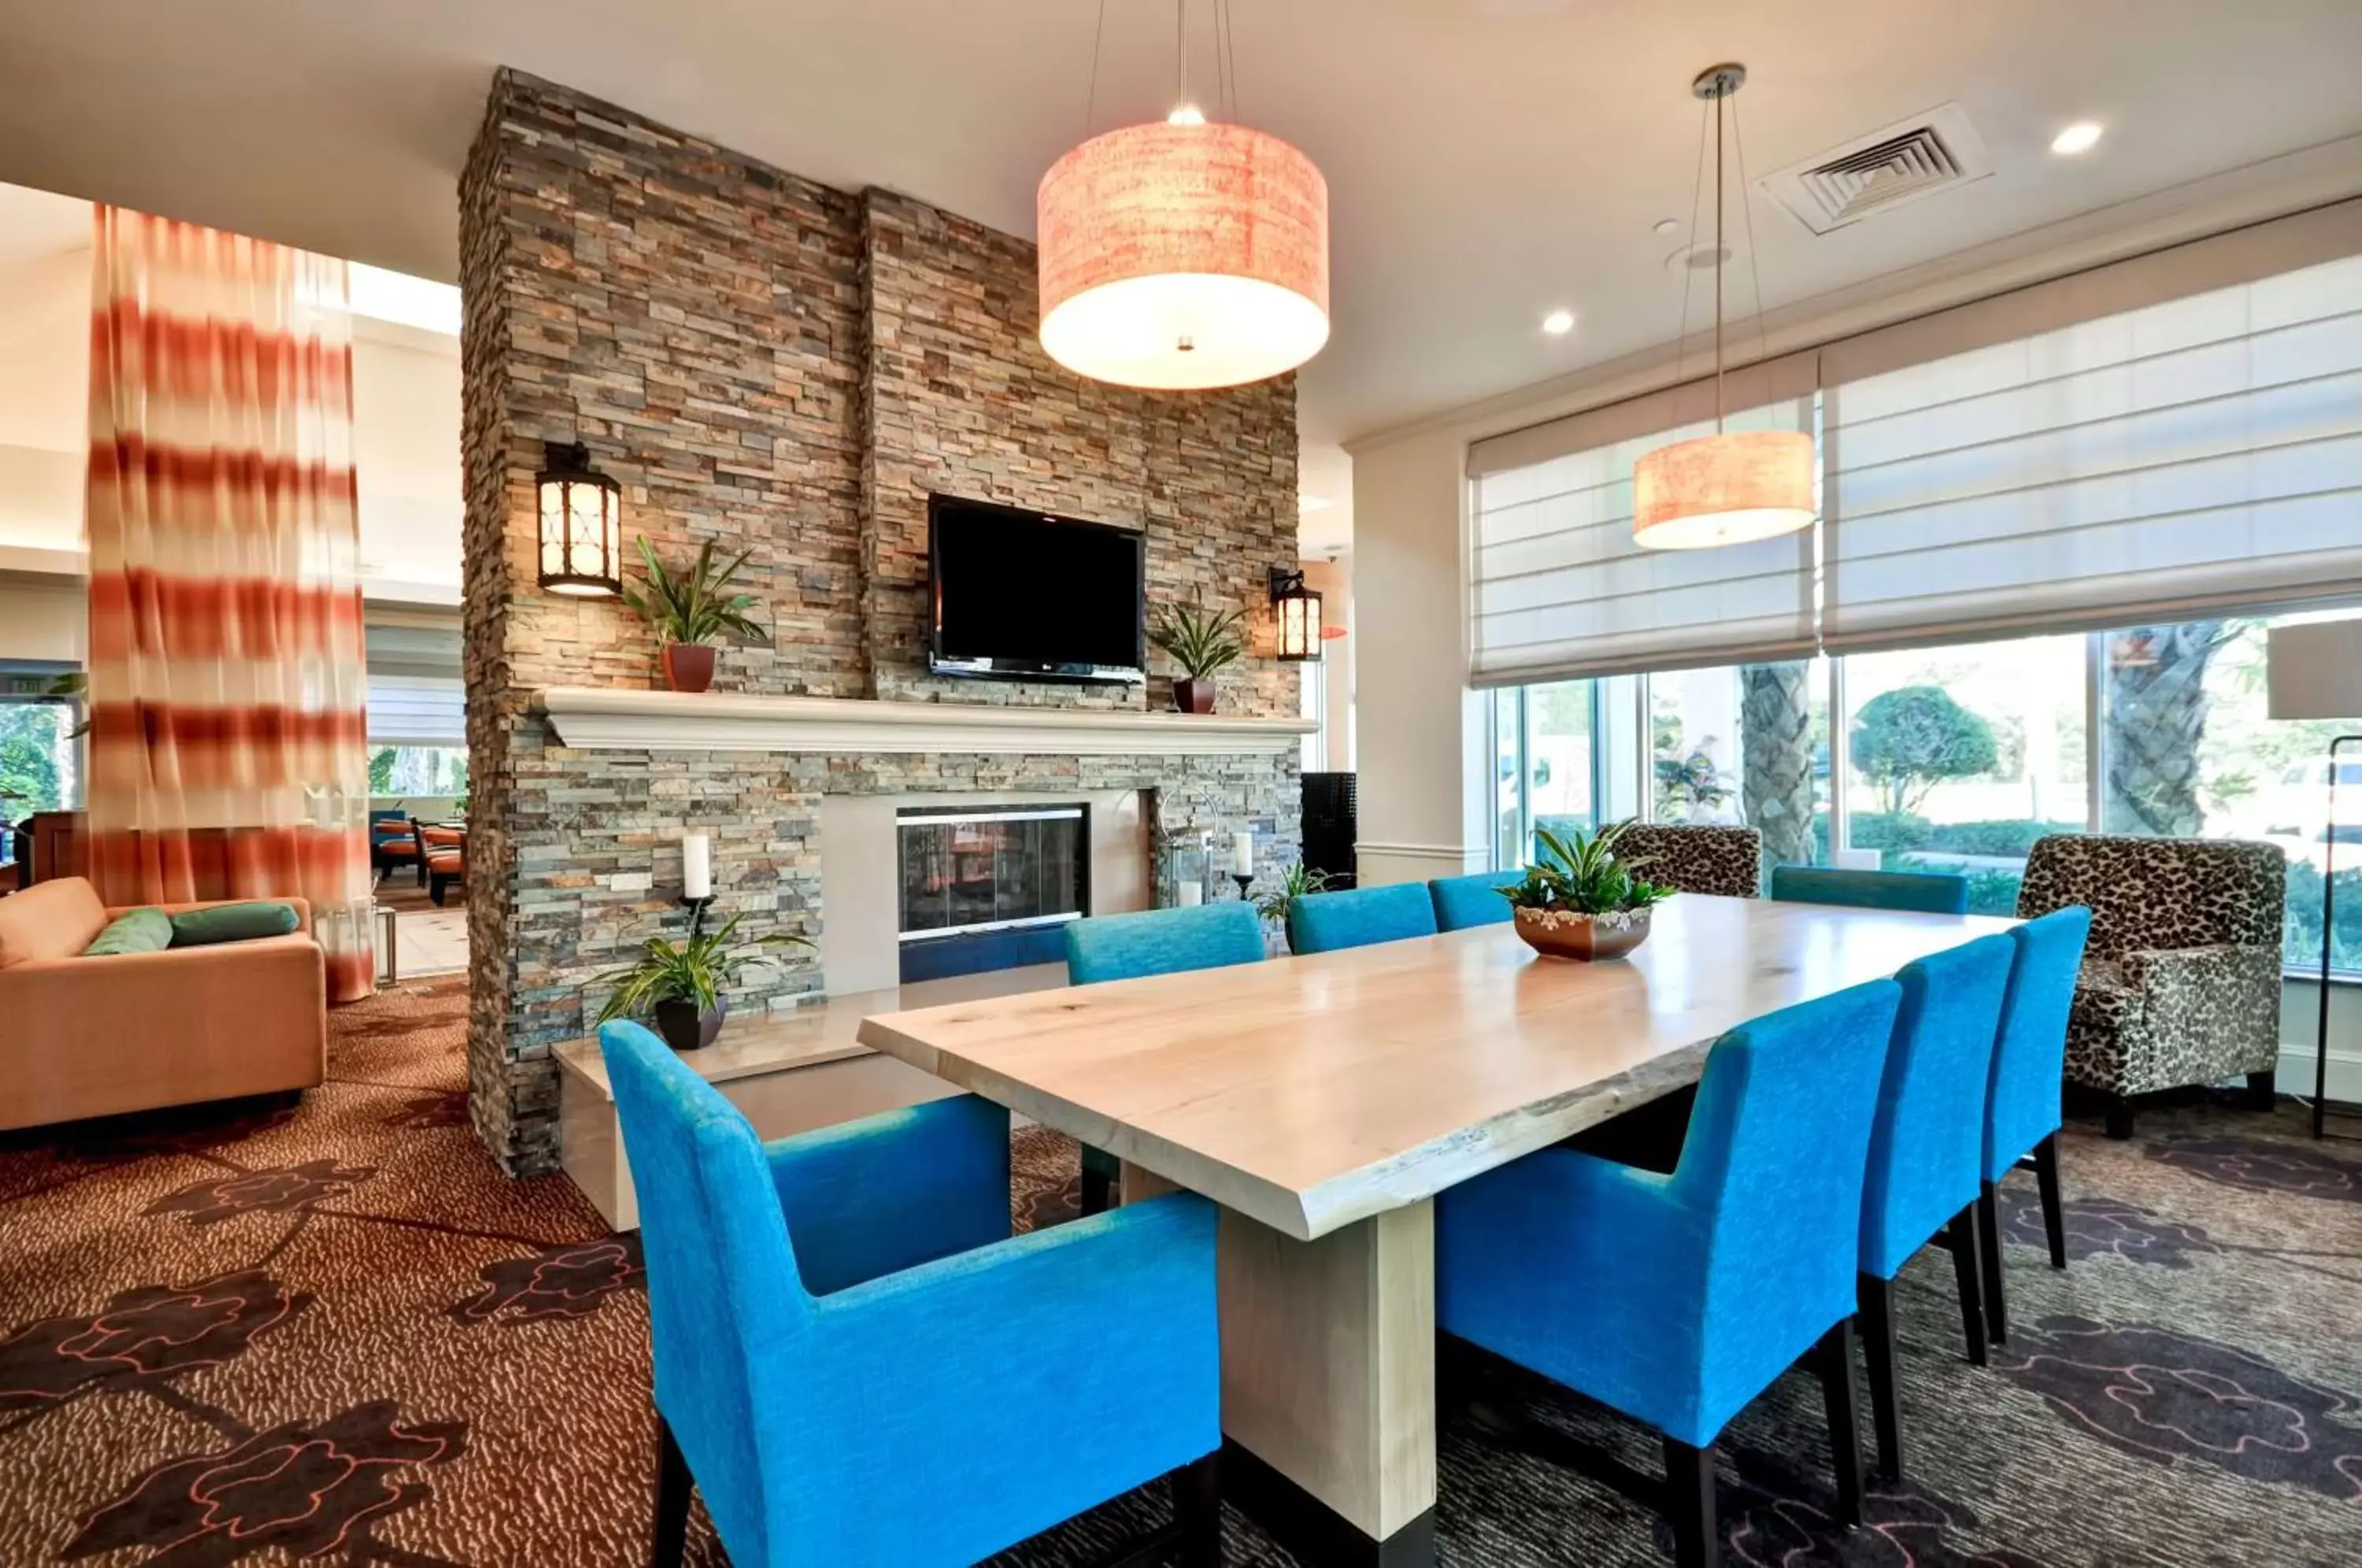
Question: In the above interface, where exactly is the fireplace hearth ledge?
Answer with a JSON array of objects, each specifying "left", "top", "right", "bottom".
[{"left": 539, "top": 686, "right": 1316, "bottom": 756}]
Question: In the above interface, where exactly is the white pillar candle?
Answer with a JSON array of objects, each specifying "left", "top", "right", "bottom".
[
  {"left": 1231, "top": 829, "right": 1256, "bottom": 877},
  {"left": 682, "top": 833, "right": 713, "bottom": 900},
  {"left": 1176, "top": 880, "right": 1204, "bottom": 907}
]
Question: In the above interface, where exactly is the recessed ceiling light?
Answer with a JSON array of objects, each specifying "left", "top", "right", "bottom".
[
  {"left": 2050, "top": 120, "right": 2103, "bottom": 155},
  {"left": 1653, "top": 218, "right": 1682, "bottom": 236},
  {"left": 1541, "top": 308, "right": 1575, "bottom": 336}
]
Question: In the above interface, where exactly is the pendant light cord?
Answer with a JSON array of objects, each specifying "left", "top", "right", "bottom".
[
  {"left": 1713, "top": 83, "right": 1726, "bottom": 432},
  {"left": 1176, "top": 0, "right": 1187, "bottom": 109},
  {"left": 1733, "top": 91, "right": 1771, "bottom": 373},
  {"left": 1672, "top": 97, "right": 1711, "bottom": 394},
  {"left": 1082, "top": 0, "right": 1107, "bottom": 137}
]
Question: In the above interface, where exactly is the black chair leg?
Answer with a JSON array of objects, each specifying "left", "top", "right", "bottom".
[
  {"left": 1807, "top": 1319, "right": 1864, "bottom": 1528},
  {"left": 1661, "top": 1437, "right": 1718, "bottom": 1568},
  {"left": 1976, "top": 1182, "right": 2008, "bottom": 1347},
  {"left": 1943, "top": 1207, "right": 1988, "bottom": 1367},
  {"left": 2031, "top": 1133, "right": 2068, "bottom": 1270},
  {"left": 652, "top": 1413, "right": 691, "bottom": 1568},
  {"left": 2245, "top": 1069, "right": 2278, "bottom": 1111},
  {"left": 1857, "top": 1272, "right": 1905, "bottom": 1481},
  {"left": 2104, "top": 1096, "right": 2134, "bottom": 1141},
  {"left": 1175, "top": 1451, "right": 1223, "bottom": 1567},
  {"left": 1079, "top": 1164, "right": 1113, "bottom": 1217}
]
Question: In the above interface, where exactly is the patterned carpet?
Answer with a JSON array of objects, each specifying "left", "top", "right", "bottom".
[{"left": 2, "top": 977, "right": 2358, "bottom": 1567}]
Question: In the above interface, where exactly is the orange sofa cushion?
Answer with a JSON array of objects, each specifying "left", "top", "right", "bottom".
[{"left": 0, "top": 878, "right": 109, "bottom": 967}]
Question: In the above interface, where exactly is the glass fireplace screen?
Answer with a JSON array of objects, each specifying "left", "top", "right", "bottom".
[{"left": 897, "top": 805, "right": 1088, "bottom": 942}]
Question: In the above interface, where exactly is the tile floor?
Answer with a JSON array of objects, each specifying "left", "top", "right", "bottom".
[{"left": 389, "top": 906, "right": 468, "bottom": 978}]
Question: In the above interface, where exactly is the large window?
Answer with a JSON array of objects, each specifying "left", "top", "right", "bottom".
[
  {"left": 1842, "top": 634, "right": 2086, "bottom": 914},
  {"left": 1493, "top": 680, "right": 1599, "bottom": 865},
  {"left": 1, "top": 674, "right": 82, "bottom": 867},
  {"left": 1490, "top": 612, "right": 2362, "bottom": 968}
]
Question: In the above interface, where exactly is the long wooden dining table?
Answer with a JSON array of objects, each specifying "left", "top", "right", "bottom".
[{"left": 857, "top": 892, "right": 2014, "bottom": 1566}]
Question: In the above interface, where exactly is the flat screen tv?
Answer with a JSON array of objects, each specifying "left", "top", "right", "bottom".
[{"left": 928, "top": 494, "right": 1146, "bottom": 685}]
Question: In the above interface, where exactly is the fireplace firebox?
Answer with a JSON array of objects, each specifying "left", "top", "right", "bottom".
[{"left": 897, "top": 804, "right": 1090, "bottom": 982}]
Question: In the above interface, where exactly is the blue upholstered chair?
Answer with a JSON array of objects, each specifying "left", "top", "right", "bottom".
[
  {"left": 1975, "top": 907, "right": 2093, "bottom": 1345},
  {"left": 1768, "top": 865, "right": 1970, "bottom": 916},
  {"left": 1438, "top": 979, "right": 1904, "bottom": 1566},
  {"left": 1854, "top": 934, "right": 2016, "bottom": 1480},
  {"left": 1285, "top": 882, "right": 1438, "bottom": 954},
  {"left": 1427, "top": 870, "right": 1522, "bottom": 931},
  {"left": 602, "top": 1019, "right": 1223, "bottom": 1568},
  {"left": 1063, "top": 901, "right": 1265, "bottom": 1212}
]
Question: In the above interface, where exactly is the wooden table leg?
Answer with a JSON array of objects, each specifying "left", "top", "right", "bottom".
[
  {"left": 1118, "top": 1165, "right": 1438, "bottom": 1564},
  {"left": 1216, "top": 1201, "right": 1438, "bottom": 1566}
]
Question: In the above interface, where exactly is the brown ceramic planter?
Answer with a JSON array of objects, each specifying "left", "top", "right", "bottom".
[
  {"left": 1512, "top": 904, "right": 1653, "bottom": 962},
  {"left": 661, "top": 643, "right": 717, "bottom": 693},
  {"left": 1173, "top": 677, "right": 1217, "bottom": 715},
  {"left": 652, "top": 995, "right": 728, "bottom": 1052}
]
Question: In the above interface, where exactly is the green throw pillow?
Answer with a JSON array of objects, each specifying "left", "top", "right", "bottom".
[
  {"left": 83, "top": 907, "right": 174, "bottom": 957},
  {"left": 168, "top": 901, "right": 302, "bottom": 948}
]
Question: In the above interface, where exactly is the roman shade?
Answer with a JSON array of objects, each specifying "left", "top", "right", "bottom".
[
  {"left": 365, "top": 677, "right": 465, "bottom": 748},
  {"left": 1467, "top": 355, "right": 1818, "bottom": 685},
  {"left": 1821, "top": 202, "right": 2362, "bottom": 651}
]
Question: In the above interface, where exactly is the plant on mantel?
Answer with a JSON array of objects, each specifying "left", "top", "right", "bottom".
[
  {"left": 620, "top": 538, "right": 766, "bottom": 694},
  {"left": 1149, "top": 594, "right": 1246, "bottom": 715},
  {"left": 594, "top": 914, "right": 812, "bottom": 1052}
]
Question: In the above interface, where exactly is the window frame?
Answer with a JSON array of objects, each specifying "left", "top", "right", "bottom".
[{"left": 1486, "top": 614, "right": 2362, "bottom": 979}]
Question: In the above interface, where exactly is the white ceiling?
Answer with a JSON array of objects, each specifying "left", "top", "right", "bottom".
[{"left": 2, "top": 0, "right": 2359, "bottom": 462}]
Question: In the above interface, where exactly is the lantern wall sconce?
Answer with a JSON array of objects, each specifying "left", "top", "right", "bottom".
[
  {"left": 537, "top": 440, "right": 624, "bottom": 597},
  {"left": 1270, "top": 567, "right": 1323, "bottom": 663}
]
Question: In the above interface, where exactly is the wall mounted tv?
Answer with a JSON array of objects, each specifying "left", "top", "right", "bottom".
[{"left": 928, "top": 494, "right": 1146, "bottom": 686}]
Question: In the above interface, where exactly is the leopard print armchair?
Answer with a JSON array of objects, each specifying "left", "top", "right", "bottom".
[
  {"left": 2016, "top": 834, "right": 2284, "bottom": 1135},
  {"left": 1616, "top": 823, "right": 1762, "bottom": 899}
]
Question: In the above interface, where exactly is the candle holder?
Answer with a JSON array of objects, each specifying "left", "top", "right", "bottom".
[
  {"left": 679, "top": 895, "right": 714, "bottom": 937},
  {"left": 1231, "top": 872, "right": 1254, "bottom": 903}
]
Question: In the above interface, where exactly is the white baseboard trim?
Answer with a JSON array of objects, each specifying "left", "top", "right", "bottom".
[
  {"left": 1355, "top": 841, "right": 1486, "bottom": 886},
  {"left": 2275, "top": 1045, "right": 2362, "bottom": 1105}
]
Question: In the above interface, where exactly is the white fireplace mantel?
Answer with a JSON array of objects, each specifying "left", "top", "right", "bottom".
[{"left": 537, "top": 686, "right": 1317, "bottom": 756}]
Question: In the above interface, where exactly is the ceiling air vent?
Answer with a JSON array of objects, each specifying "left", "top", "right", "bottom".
[{"left": 1758, "top": 103, "right": 1991, "bottom": 235}]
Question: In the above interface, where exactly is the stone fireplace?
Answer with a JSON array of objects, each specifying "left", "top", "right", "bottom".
[{"left": 460, "top": 71, "right": 1304, "bottom": 1174}]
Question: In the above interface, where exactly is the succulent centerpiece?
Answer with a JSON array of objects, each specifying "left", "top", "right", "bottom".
[{"left": 1501, "top": 819, "right": 1675, "bottom": 961}]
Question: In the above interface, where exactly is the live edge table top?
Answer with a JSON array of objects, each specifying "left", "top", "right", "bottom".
[{"left": 857, "top": 894, "right": 2014, "bottom": 1241}]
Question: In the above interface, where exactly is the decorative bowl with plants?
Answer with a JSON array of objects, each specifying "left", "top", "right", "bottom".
[
  {"left": 620, "top": 537, "right": 766, "bottom": 693},
  {"left": 1500, "top": 819, "right": 1674, "bottom": 962},
  {"left": 594, "top": 914, "right": 812, "bottom": 1052},
  {"left": 1149, "top": 594, "right": 1246, "bottom": 715}
]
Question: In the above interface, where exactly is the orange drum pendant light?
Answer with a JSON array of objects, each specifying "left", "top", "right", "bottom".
[
  {"left": 1634, "top": 65, "right": 1814, "bottom": 550},
  {"left": 1037, "top": 1, "right": 1329, "bottom": 391}
]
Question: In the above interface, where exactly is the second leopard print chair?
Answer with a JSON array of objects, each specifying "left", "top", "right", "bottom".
[
  {"left": 2015, "top": 833, "right": 2284, "bottom": 1140},
  {"left": 1616, "top": 823, "right": 1763, "bottom": 899}
]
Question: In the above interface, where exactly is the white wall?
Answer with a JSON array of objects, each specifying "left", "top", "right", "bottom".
[
  {"left": 1349, "top": 430, "right": 1490, "bottom": 886},
  {"left": 1301, "top": 556, "right": 1355, "bottom": 773},
  {"left": 0, "top": 579, "right": 83, "bottom": 662},
  {"left": 2279, "top": 977, "right": 2362, "bottom": 1106}
]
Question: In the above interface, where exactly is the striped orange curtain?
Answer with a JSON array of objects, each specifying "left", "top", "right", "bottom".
[{"left": 84, "top": 207, "right": 375, "bottom": 1002}]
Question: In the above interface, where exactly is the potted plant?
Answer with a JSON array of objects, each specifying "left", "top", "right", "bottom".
[
  {"left": 1254, "top": 862, "right": 1330, "bottom": 949},
  {"left": 1149, "top": 596, "right": 1246, "bottom": 715},
  {"left": 1501, "top": 819, "right": 1674, "bottom": 962},
  {"left": 594, "top": 914, "right": 811, "bottom": 1052},
  {"left": 620, "top": 538, "right": 766, "bottom": 693}
]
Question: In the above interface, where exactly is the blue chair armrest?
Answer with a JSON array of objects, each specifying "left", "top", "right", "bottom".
[
  {"left": 764, "top": 1093, "right": 1013, "bottom": 1296},
  {"left": 783, "top": 1193, "right": 1221, "bottom": 1562},
  {"left": 1440, "top": 1145, "right": 1711, "bottom": 1433}
]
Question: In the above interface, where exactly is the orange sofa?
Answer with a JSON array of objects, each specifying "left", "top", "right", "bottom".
[{"left": 0, "top": 877, "right": 327, "bottom": 1131}]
